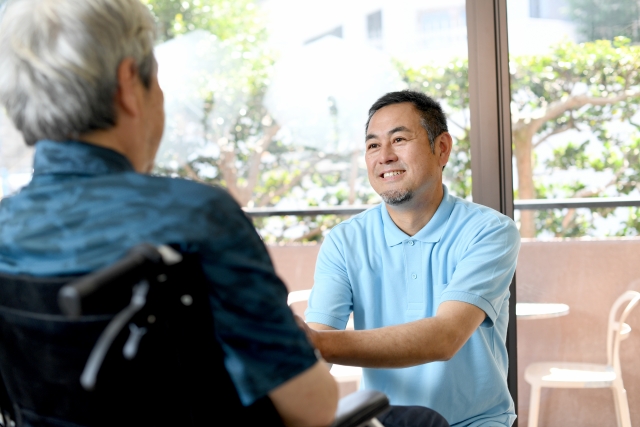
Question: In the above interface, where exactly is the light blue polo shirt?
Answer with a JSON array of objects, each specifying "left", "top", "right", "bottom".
[{"left": 306, "top": 185, "right": 520, "bottom": 427}]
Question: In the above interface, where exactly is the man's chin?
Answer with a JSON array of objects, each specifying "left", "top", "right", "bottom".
[{"left": 380, "top": 189, "right": 413, "bottom": 206}]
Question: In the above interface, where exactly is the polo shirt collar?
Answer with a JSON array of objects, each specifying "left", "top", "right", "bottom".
[
  {"left": 33, "top": 140, "right": 135, "bottom": 176},
  {"left": 381, "top": 185, "right": 456, "bottom": 246}
]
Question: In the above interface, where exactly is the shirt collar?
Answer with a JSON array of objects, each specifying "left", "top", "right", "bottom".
[
  {"left": 382, "top": 185, "right": 456, "bottom": 246},
  {"left": 33, "top": 140, "right": 135, "bottom": 176}
]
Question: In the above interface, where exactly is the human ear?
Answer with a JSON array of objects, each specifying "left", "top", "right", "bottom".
[
  {"left": 115, "top": 57, "right": 142, "bottom": 117},
  {"left": 437, "top": 132, "right": 453, "bottom": 166}
]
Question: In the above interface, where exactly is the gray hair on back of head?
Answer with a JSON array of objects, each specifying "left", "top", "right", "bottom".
[{"left": 0, "top": 0, "right": 157, "bottom": 146}]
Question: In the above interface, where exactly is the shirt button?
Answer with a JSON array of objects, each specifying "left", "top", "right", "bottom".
[
  {"left": 412, "top": 274, "right": 417, "bottom": 279},
  {"left": 409, "top": 240, "right": 415, "bottom": 246}
]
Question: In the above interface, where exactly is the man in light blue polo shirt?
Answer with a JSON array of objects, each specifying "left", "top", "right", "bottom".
[{"left": 301, "top": 90, "right": 520, "bottom": 427}]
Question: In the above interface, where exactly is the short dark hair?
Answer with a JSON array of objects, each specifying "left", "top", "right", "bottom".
[{"left": 366, "top": 90, "right": 448, "bottom": 153}]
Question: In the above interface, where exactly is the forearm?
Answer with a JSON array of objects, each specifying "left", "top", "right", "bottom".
[
  {"left": 312, "top": 319, "right": 454, "bottom": 368},
  {"left": 269, "top": 361, "right": 338, "bottom": 427},
  {"left": 307, "top": 301, "right": 486, "bottom": 368}
]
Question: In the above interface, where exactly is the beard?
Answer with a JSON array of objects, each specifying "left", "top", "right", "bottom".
[{"left": 380, "top": 189, "right": 413, "bottom": 205}]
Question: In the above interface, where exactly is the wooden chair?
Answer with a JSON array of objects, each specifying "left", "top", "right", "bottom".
[{"left": 524, "top": 290, "right": 640, "bottom": 427}]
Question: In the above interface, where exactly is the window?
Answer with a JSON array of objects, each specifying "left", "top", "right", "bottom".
[
  {"left": 367, "top": 10, "right": 382, "bottom": 41},
  {"left": 416, "top": 7, "right": 466, "bottom": 51},
  {"left": 529, "top": 0, "right": 569, "bottom": 20}
]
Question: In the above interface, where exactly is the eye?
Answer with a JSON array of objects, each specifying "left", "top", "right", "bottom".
[
  {"left": 367, "top": 143, "right": 379, "bottom": 150},
  {"left": 393, "top": 137, "right": 404, "bottom": 143}
]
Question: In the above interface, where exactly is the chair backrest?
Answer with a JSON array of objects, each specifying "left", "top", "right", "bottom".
[
  {"left": 606, "top": 290, "right": 640, "bottom": 373},
  {"left": 0, "top": 244, "right": 283, "bottom": 427}
]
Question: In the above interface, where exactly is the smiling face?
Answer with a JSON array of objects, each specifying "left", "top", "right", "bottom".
[{"left": 365, "top": 102, "right": 452, "bottom": 209}]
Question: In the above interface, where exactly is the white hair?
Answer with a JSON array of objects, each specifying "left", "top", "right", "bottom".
[{"left": 0, "top": 0, "right": 156, "bottom": 145}]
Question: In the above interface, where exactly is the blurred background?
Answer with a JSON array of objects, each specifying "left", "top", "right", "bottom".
[{"left": 2, "top": 0, "right": 639, "bottom": 243}]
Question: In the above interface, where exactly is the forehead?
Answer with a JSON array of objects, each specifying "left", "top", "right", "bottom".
[{"left": 367, "top": 102, "right": 422, "bottom": 133}]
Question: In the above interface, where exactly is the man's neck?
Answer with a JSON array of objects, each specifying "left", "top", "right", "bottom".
[
  {"left": 78, "top": 126, "right": 149, "bottom": 173},
  {"left": 386, "top": 188, "right": 444, "bottom": 236}
]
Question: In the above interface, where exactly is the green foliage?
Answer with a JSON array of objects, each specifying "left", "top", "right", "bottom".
[
  {"left": 510, "top": 37, "right": 640, "bottom": 237},
  {"left": 531, "top": 181, "right": 593, "bottom": 237},
  {"left": 617, "top": 207, "right": 640, "bottom": 236},
  {"left": 144, "top": 1, "right": 380, "bottom": 243},
  {"left": 147, "top": 1, "right": 640, "bottom": 240},
  {"left": 568, "top": 0, "right": 640, "bottom": 43},
  {"left": 511, "top": 37, "right": 640, "bottom": 140},
  {"left": 546, "top": 140, "right": 590, "bottom": 170},
  {"left": 143, "top": 0, "right": 266, "bottom": 45},
  {"left": 395, "top": 38, "right": 640, "bottom": 238}
]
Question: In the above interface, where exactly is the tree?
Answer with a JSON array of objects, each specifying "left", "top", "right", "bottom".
[
  {"left": 398, "top": 37, "right": 640, "bottom": 238},
  {"left": 143, "top": 0, "right": 266, "bottom": 45},
  {"left": 511, "top": 37, "right": 640, "bottom": 237},
  {"left": 145, "top": 0, "right": 374, "bottom": 243},
  {"left": 147, "top": 3, "right": 640, "bottom": 240},
  {"left": 568, "top": 0, "right": 640, "bottom": 43},
  {"left": 146, "top": 0, "right": 365, "bottom": 207}
]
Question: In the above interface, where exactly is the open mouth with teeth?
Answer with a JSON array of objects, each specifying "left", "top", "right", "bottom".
[{"left": 381, "top": 171, "right": 405, "bottom": 178}]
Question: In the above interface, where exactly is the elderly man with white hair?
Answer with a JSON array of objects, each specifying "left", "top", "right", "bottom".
[{"left": 0, "top": 0, "right": 338, "bottom": 426}]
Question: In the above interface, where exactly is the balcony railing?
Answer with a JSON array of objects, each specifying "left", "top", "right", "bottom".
[{"left": 243, "top": 197, "right": 640, "bottom": 217}]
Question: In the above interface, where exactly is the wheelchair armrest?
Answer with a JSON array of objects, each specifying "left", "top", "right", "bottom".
[{"left": 331, "top": 390, "right": 389, "bottom": 427}]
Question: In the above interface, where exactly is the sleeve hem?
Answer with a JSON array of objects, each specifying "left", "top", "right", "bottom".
[
  {"left": 304, "top": 311, "right": 348, "bottom": 330},
  {"left": 439, "top": 290, "right": 499, "bottom": 327}
]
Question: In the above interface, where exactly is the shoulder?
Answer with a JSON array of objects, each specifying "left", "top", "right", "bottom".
[
  {"left": 316, "top": 205, "right": 384, "bottom": 260},
  {"left": 328, "top": 204, "right": 383, "bottom": 233},
  {"left": 324, "top": 204, "right": 383, "bottom": 242},
  {"left": 129, "top": 174, "right": 236, "bottom": 202},
  {"left": 121, "top": 173, "right": 244, "bottom": 215},
  {"left": 109, "top": 174, "right": 253, "bottom": 240},
  {"left": 446, "top": 195, "right": 520, "bottom": 245}
]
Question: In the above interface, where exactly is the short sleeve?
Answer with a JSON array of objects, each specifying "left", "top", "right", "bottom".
[
  {"left": 305, "top": 232, "right": 353, "bottom": 330},
  {"left": 196, "top": 190, "right": 318, "bottom": 406},
  {"left": 439, "top": 216, "right": 520, "bottom": 327}
]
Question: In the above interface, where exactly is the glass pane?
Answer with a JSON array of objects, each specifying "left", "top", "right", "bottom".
[
  {"left": 507, "top": 0, "right": 640, "bottom": 424},
  {"left": 0, "top": 0, "right": 472, "bottom": 243},
  {"left": 147, "top": 0, "right": 471, "bottom": 243}
]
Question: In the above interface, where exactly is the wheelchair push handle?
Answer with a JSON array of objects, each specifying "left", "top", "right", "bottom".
[{"left": 58, "top": 244, "right": 180, "bottom": 318}]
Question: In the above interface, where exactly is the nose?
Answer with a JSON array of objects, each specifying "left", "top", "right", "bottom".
[{"left": 378, "top": 142, "right": 398, "bottom": 164}]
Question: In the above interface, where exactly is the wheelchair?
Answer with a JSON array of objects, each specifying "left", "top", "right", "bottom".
[{"left": 0, "top": 244, "right": 388, "bottom": 427}]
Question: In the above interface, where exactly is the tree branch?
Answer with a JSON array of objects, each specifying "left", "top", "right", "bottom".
[
  {"left": 447, "top": 117, "right": 468, "bottom": 132},
  {"left": 255, "top": 166, "right": 310, "bottom": 207},
  {"left": 560, "top": 169, "right": 628, "bottom": 230},
  {"left": 218, "top": 145, "right": 241, "bottom": 204},
  {"left": 293, "top": 226, "right": 323, "bottom": 242},
  {"left": 533, "top": 122, "right": 577, "bottom": 148},
  {"left": 183, "top": 163, "right": 208, "bottom": 184},
  {"left": 514, "top": 91, "right": 640, "bottom": 137},
  {"left": 239, "top": 124, "right": 281, "bottom": 205},
  {"left": 255, "top": 152, "right": 347, "bottom": 207}
]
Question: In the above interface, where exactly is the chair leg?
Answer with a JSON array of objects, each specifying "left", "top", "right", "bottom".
[
  {"left": 612, "top": 385, "right": 623, "bottom": 427},
  {"left": 612, "top": 384, "right": 632, "bottom": 427},
  {"left": 528, "top": 385, "right": 542, "bottom": 427}
]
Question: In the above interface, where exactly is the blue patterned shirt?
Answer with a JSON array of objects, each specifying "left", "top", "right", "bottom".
[{"left": 0, "top": 140, "right": 318, "bottom": 406}]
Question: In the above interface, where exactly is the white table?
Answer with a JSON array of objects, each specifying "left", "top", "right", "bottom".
[
  {"left": 287, "top": 289, "right": 311, "bottom": 305},
  {"left": 516, "top": 303, "right": 570, "bottom": 320},
  {"left": 292, "top": 291, "right": 571, "bottom": 321},
  {"left": 292, "top": 291, "right": 571, "bottom": 320}
]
